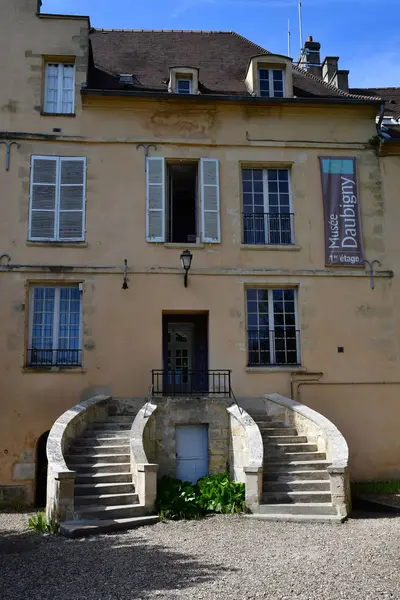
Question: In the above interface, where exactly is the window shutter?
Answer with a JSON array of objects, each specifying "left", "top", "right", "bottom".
[
  {"left": 58, "top": 158, "right": 86, "bottom": 240},
  {"left": 200, "top": 158, "right": 220, "bottom": 243},
  {"left": 29, "top": 157, "right": 58, "bottom": 240},
  {"left": 146, "top": 157, "right": 165, "bottom": 242}
]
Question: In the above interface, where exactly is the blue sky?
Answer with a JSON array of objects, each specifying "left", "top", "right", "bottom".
[{"left": 42, "top": 0, "right": 399, "bottom": 88}]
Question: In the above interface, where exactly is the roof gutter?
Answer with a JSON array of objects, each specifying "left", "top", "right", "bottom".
[{"left": 81, "top": 88, "right": 381, "bottom": 107}]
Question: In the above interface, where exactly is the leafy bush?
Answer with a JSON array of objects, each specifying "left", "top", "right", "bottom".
[
  {"left": 196, "top": 473, "right": 246, "bottom": 514},
  {"left": 28, "top": 512, "right": 59, "bottom": 535},
  {"left": 155, "top": 473, "right": 246, "bottom": 520}
]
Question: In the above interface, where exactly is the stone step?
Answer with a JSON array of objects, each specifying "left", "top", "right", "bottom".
[
  {"left": 75, "top": 503, "right": 148, "bottom": 520},
  {"left": 264, "top": 469, "right": 330, "bottom": 482},
  {"left": 245, "top": 513, "right": 343, "bottom": 523},
  {"left": 69, "top": 445, "right": 130, "bottom": 455},
  {"left": 66, "top": 453, "right": 130, "bottom": 464},
  {"left": 75, "top": 472, "right": 133, "bottom": 484},
  {"left": 264, "top": 451, "right": 327, "bottom": 462},
  {"left": 256, "top": 422, "right": 287, "bottom": 429},
  {"left": 86, "top": 423, "right": 132, "bottom": 431},
  {"left": 266, "top": 442, "right": 318, "bottom": 453},
  {"left": 68, "top": 462, "right": 131, "bottom": 474},
  {"left": 262, "top": 490, "right": 332, "bottom": 504},
  {"left": 255, "top": 503, "right": 338, "bottom": 516},
  {"left": 266, "top": 435, "right": 307, "bottom": 444},
  {"left": 75, "top": 482, "right": 135, "bottom": 495},
  {"left": 103, "top": 416, "right": 134, "bottom": 423},
  {"left": 263, "top": 428, "right": 298, "bottom": 436},
  {"left": 75, "top": 492, "right": 139, "bottom": 506},
  {"left": 60, "top": 516, "right": 159, "bottom": 538},
  {"left": 77, "top": 435, "right": 130, "bottom": 445},
  {"left": 264, "top": 460, "right": 331, "bottom": 471},
  {"left": 263, "top": 480, "right": 331, "bottom": 492}
]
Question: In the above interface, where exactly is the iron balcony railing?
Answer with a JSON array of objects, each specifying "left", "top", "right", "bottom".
[
  {"left": 27, "top": 348, "right": 82, "bottom": 367},
  {"left": 243, "top": 212, "right": 294, "bottom": 245},
  {"left": 248, "top": 329, "right": 301, "bottom": 366},
  {"left": 152, "top": 370, "right": 231, "bottom": 396}
]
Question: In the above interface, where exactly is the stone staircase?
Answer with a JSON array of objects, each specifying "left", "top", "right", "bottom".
[
  {"left": 249, "top": 412, "right": 343, "bottom": 522},
  {"left": 61, "top": 415, "right": 158, "bottom": 536}
]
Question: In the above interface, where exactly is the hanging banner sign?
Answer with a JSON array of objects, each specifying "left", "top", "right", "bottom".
[{"left": 319, "top": 157, "right": 365, "bottom": 267}]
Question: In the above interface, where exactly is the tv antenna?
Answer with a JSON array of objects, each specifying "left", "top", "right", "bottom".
[
  {"left": 298, "top": 0, "right": 304, "bottom": 52},
  {"left": 288, "top": 19, "right": 291, "bottom": 57}
]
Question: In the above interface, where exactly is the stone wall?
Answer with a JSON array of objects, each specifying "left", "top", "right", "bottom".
[{"left": 145, "top": 397, "right": 231, "bottom": 478}]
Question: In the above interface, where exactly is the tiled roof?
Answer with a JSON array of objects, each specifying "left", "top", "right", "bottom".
[
  {"left": 350, "top": 87, "right": 400, "bottom": 119},
  {"left": 88, "top": 29, "right": 378, "bottom": 101}
]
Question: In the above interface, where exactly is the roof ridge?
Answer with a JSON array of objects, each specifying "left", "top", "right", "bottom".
[
  {"left": 292, "top": 63, "right": 382, "bottom": 101},
  {"left": 92, "top": 28, "right": 237, "bottom": 33}
]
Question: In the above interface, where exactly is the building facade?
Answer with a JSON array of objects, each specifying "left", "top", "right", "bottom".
[{"left": 0, "top": 0, "right": 399, "bottom": 510}]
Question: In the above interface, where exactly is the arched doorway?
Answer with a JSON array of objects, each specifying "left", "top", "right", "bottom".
[{"left": 35, "top": 431, "right": 49, "bottom": 508}]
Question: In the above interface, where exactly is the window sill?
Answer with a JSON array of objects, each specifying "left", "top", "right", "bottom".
[
  {"left": 26, "top": 241, "right": 88, "bottom": 248},
  {"left": 246, "top": 366, "right": 306, "bottom": 373},
  {"left": 22, "top": 366, "right": 86, "bottom": 374},
  {"left": 40, "top": 112, "right": 76, "bottom": 117},
  {"left": 164, "top": 243, "right": 205, "bottom": 249},
  {"left": 240, "top": 244, "right": 301, "bottom": 251}
]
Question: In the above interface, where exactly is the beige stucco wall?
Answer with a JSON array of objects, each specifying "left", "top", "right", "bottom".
[{"left": 1, "top": 1, "right": 399, "bottom": 503}]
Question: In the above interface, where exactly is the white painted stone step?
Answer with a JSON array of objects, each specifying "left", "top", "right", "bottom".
[
  {"left": 66, "top": 453, "right": 130, "bottom": 464},
  {"left": 262, "top": 490, "right": 332, "bottom": 503},
  {"left": 68, "top": 462, "right": 131, "bottom": 473},
  {"left": 76, "top": 503, "right": 148, "bottom": 520},
  {"left": 60, "top": 515, "right": 159, "bottom": 537},
  {"left": 69, "top": 445, "right": 130, "bottom": 455},
  {"left": 79, "top": 435, "right": 130, "bottom": 445},
  {"left": 245, "top": 514, "right": 344, "bottom": 523},
  {"left": 266, "top": 442, "right": 318, "bottom": 452},
  {"left": 74, "top": 472, "right": 132, "bottom": 483},
  {"left": 264, "top": 469, "right": 330, "bottom": 481},
  {"left": 264, "top": 460, "right": 331, "bottom": 471},
  {"left": 75, "top": 492, "right": 139, "bottom": 506},
  {"left": 264, "top": 451, "right": 327, "bottom": 462},
  {"left": 75, "top": 482, "right": 135, "bottom": 495},
  {"left": 255, "top": 503, "right": 338, "bottom": 516},
  {"left": 264, "top": 480, "right": 331, "bottom": 492}
]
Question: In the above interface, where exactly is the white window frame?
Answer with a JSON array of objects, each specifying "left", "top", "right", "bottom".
[
  {"left": 246, "top": 288, "right": 300, "bottom": 366},
  {"left": 258, "top": 68, "right": 285, "bottom": 98},
  {"left": 29, "top": 156, "right": 86, "bottom": 242},
  {"left": 28, "top": 285, "right": 83, "bottom": 367},
  {"left": 44, "top": 62, "right": 75, "bottom": 114},
  {"left": 242, "top": 167, "right": 294, "bottom": 245},
  {"left": 176, "top": 78, "right": 192, "bottom": 94}
]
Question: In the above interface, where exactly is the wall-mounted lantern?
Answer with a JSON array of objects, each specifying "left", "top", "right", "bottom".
[{"left": 180, "top": 249, "right": 193, "bottom": 288}]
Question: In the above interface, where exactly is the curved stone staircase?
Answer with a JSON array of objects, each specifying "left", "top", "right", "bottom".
[
  {"left": 249, "top": 412, "right": 343, "bottom": 522},
  {"left": 61, "top": 415, "right": 158, "bottom": 537}
]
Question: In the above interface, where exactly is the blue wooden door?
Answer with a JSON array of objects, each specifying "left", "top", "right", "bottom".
[{"left": 176, "top": 425, "right": 208, "bottom": 484}]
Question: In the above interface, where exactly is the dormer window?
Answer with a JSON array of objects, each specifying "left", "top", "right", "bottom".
[
  {"left": 245, "top": 54, "right": 293, "bottom": 98},
  {"left": 176, "top": 78, "right": 192, "bottom": 94},
  {"left": 259, "top": 68, "right": 285, "bottom": 98}
]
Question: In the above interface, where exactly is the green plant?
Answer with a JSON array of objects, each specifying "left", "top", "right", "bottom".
[
  {"left": 196, "top": 473, "right": 247, "bottom": 514},
  {"left": 353, "top": 481, "right": 400, "bottom": 495},
  {"left": 156, "top": 476, "right": 206, "bottom": 520},
  {"left": 155, "top": 473, "right": 247, "bottom": 520},
  {"left": 367, "top": 135, "right": 381, "bottom": 157},
  {"left": 28, "top": 511, "right": 59, "bottom": 534}
]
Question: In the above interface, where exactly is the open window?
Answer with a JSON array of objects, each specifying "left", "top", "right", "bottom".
[{"left": 146, "top": 157, "right": 220, "bottom": 244}]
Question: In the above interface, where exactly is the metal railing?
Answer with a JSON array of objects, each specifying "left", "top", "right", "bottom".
[
  {"left": 27, "top": 348, "right": 82, "bottom": 367},
  {"left": 243, "top": 212, "right": 294, "bottom": 245},
  {"left": 247, "top": 329, "right": 300, "bottom": 366},
  {"left": 152, "top": 370, "right": 231, "bottom": 396}
]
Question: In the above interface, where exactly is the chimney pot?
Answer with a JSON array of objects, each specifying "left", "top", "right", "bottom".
[
  {"left": 302, "top": 36, "right": 322, "bottom": 78},
  {"left": 308, "top": 35, "right": 313, "bottom": 42}
]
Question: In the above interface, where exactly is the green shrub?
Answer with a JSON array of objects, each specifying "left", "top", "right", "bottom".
[
  {"left": 353, "top": 481, "right": 400, "bottom": 495},
  {"left": 28, "top": 512, "right": 59, "bottom": 535},
  {"left": 155, "top": 473, "right": 247, "bottom": 520},
  {"left": 196, "top": 473, "right": 247, "bottom": 514}
]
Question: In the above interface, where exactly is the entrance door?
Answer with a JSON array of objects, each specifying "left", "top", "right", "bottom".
[
  {"left": 176, "top": 425, "right": 208, "bottom": 483},
  {"left": 167, "top": 323, "right": 193, "bottom": 394}
]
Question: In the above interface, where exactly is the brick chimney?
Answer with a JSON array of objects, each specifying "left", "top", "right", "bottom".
[{"left": 302, "top": 36, "right": 322, "bottom": 78}]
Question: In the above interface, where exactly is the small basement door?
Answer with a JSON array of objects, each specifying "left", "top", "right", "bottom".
[{"left": 176, "top": 425, "right": 208, "bottom": 484}]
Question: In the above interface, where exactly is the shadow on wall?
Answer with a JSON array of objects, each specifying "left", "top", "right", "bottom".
[
  {"left": 35, "top": 431, "right": 49, "bottom": 508},
  {"left": 0, "top": 526, "right": 237, "bottom": 596}
]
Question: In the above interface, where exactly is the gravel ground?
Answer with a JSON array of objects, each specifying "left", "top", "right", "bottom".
[{"left": 1, "top": 511, "right": 400, "bottom": 600}]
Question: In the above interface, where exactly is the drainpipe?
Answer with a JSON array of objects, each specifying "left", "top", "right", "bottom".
[{"left": 377, "top": 103, "right": 392, "bottom": 140}]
